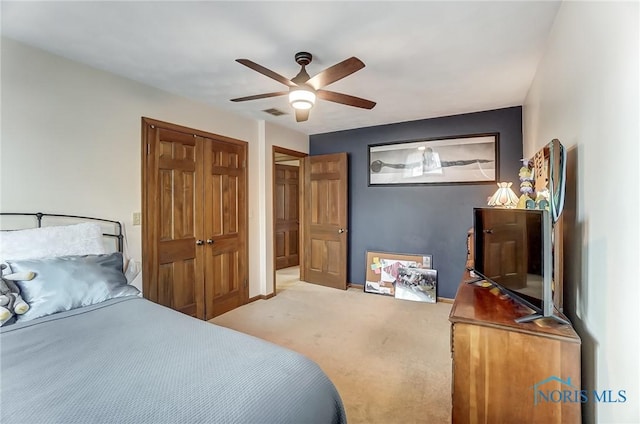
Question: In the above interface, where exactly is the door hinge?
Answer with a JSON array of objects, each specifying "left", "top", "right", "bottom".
[
  {"left": 146, "top": 144, "right": 150, "bottom": 155},
  {"left": 244, "top": 279, "right": 248, "bottom": 288},
  {"left": 242, "top": 160, "right": 246, "bottom": 168}
]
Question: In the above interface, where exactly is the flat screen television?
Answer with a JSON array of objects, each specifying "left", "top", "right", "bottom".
[{"left": 471, "top": 207, "right": 568, "bottom": 324}]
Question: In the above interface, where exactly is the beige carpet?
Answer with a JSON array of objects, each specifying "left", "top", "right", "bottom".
[{"left": 211, "top": 267, "right": 453, "bottom": 424}]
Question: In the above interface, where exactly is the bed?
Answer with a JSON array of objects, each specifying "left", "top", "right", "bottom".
[{"left": 0, "top": 213, "right": 346, "bottom": 424}]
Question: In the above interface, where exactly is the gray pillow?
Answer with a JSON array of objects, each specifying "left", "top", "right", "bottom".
[{"left": 8, "top": 252, "right": 140, "bottom": 322}]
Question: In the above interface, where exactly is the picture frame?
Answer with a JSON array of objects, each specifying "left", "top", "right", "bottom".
[
  {"left": 394, "top": 268, "right": 437, "bottom": 303},
  {"left": 368, "top": 133, "right": 499, "bottom": 186},
  {"left": 364, "top": 250, "right": 433, "bottom": 299}
]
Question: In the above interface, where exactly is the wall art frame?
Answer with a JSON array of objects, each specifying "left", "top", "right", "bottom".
[
  {"left": 394, "top": 267, "right": 438, "bottom": 303},
  {"left": 368, "top": 133, "right": 499, "bottom": 186},
  {"left": 364, "top": 250, "right": 433, "bottom": 299}
]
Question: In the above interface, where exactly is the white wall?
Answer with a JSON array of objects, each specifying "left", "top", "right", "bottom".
[
  {"left": 0, "top": 37, "right": 308, "bottom": 298},
  {"left": 523, "top": 2, "right": 639, "bottom": 423}
]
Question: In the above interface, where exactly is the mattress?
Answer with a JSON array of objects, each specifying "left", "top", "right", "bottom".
[{"left": 1, "top": 296, "right": 346, "bottom": 424}]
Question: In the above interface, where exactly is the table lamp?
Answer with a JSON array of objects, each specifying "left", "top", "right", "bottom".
[{"left": 487, "top": 182, "right": 519, "bottom": 208}]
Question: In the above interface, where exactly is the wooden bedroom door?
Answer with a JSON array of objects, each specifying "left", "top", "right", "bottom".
[
  {"left": 142, "top": 118, "right": 248, "bottom": 320},
  {"left": 274, "top": 164, "right": 300, "bottom": 270},
  {"left": 302, "top": 153, "right": 348, "bottom": 290}
]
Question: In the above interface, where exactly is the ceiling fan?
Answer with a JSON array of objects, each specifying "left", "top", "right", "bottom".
[{"left": 230, "top": 52, "right": 376, "bottom": 122}]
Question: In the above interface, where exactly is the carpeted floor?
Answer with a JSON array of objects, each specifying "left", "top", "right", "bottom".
[{"left": 210, "top": 266, "right": 453, "bottom": 424}]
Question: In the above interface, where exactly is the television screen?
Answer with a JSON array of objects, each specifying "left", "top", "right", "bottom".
[{"left": 472, "top": 207, "right": 564, "bottom": 323}]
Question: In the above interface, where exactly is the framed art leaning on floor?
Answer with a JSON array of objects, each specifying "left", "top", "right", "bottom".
[
  {"left": 394, "top": 267, "right": 437, "bottom": 303},
  {"left": 364, "top": 251, "right": 433, "bottom": 301}
]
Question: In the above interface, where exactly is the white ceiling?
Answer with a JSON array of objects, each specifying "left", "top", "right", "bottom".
[{"left": 1, "top": 1, "right": 561, "bottom": 135}]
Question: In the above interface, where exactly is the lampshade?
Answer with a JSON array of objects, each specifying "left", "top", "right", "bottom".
[
  {"left": 288, "top": 87, "right": 316, "bottom": 110},
  {"left": 488, "top": 182, "right": 519, "bottom": 208}
]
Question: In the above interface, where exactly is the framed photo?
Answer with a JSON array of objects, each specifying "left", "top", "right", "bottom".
[
  {"left": 364, "top": 251, "right": 433, "bottom": 298},
  {"left": 394, "top": 268, "right": 437, "bottom": 303},
  {"left": 368, "top": 133, "right": 499, "bottom": 186}
]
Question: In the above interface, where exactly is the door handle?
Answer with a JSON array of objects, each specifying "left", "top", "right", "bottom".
[
  {"left": 196, "top": 240, "right": 204, "bottom": 246},
  {"left": 206, "top": 239, "right": 214, "bottom": 245},
  {"left": 338, "top": 228, "right": 347, "bottom": 234}
]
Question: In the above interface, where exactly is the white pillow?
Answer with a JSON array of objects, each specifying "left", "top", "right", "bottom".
[{"left": 0, "top": 223, "right": 107, "bottom": 261}]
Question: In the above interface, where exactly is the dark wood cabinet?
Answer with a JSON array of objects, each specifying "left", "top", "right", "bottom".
[{"left": 449, "top": 275, "right": 581, "bottom": 423}]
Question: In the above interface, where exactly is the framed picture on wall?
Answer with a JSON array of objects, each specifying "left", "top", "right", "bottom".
[{"left": 368, "top": 133, "right": 499, "bottom": 186}]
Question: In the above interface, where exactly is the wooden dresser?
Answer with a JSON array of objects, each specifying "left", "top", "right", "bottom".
[{"left": 449, "top": 274, "right": 581, "bottom": 423}]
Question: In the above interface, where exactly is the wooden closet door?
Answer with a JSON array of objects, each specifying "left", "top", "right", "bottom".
[
  {"left": 143, "top": 124, "right": 205, "bottom": 319},
  {"left": 202, "top": 137, "right": 247, "bottom": 320}
]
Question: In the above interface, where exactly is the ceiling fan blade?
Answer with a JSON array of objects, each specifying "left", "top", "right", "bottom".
[
  {"left": 306, "top": 57, "right": 365, "bottom": 90},
  {"left": 317, "top": 90, "right": 376, "bottom": 109},
  {"left": 295, "top": 109, "right": 310, "bottom": 122},
  {"left": 230, "top": 91, "right": 288, "bottom": 102},
  {"left": 236, "top": 59, "right": 296, "bottom": 87}
]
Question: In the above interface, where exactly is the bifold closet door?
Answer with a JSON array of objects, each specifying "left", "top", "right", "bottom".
[
  {"left": 143, "top": 124, "right": 205, "bottom": 319},
  {"left": 143, "top": 118, "right": 248, "bottom": 320},
  {"left": 202, "top": 137, "right": 247, "bottom": 320}
]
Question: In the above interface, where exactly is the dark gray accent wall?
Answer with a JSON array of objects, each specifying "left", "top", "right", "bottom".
[{"left": 309, "top": 106, "right": 523, "bottom": 299}]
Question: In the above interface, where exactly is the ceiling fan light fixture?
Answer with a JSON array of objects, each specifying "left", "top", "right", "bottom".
[
  {"left": 289, "top": 87, "right": 316, "bottom": 110},
  {"left": 232, "top": 53, "right": 375, "bottom": 122}
]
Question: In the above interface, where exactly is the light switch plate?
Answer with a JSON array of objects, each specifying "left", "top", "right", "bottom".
[{"left": 133, "top": 212, "right": 141, "bottom": 226}]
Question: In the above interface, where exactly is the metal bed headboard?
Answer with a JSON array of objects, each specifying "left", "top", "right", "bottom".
[{"left": 0, "top": 212, "right": 124, "bottom": 253}]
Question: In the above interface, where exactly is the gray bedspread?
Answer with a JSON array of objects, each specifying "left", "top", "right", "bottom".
[{"left": 1, "top": 297, "right": 346, "bottom": 424}]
